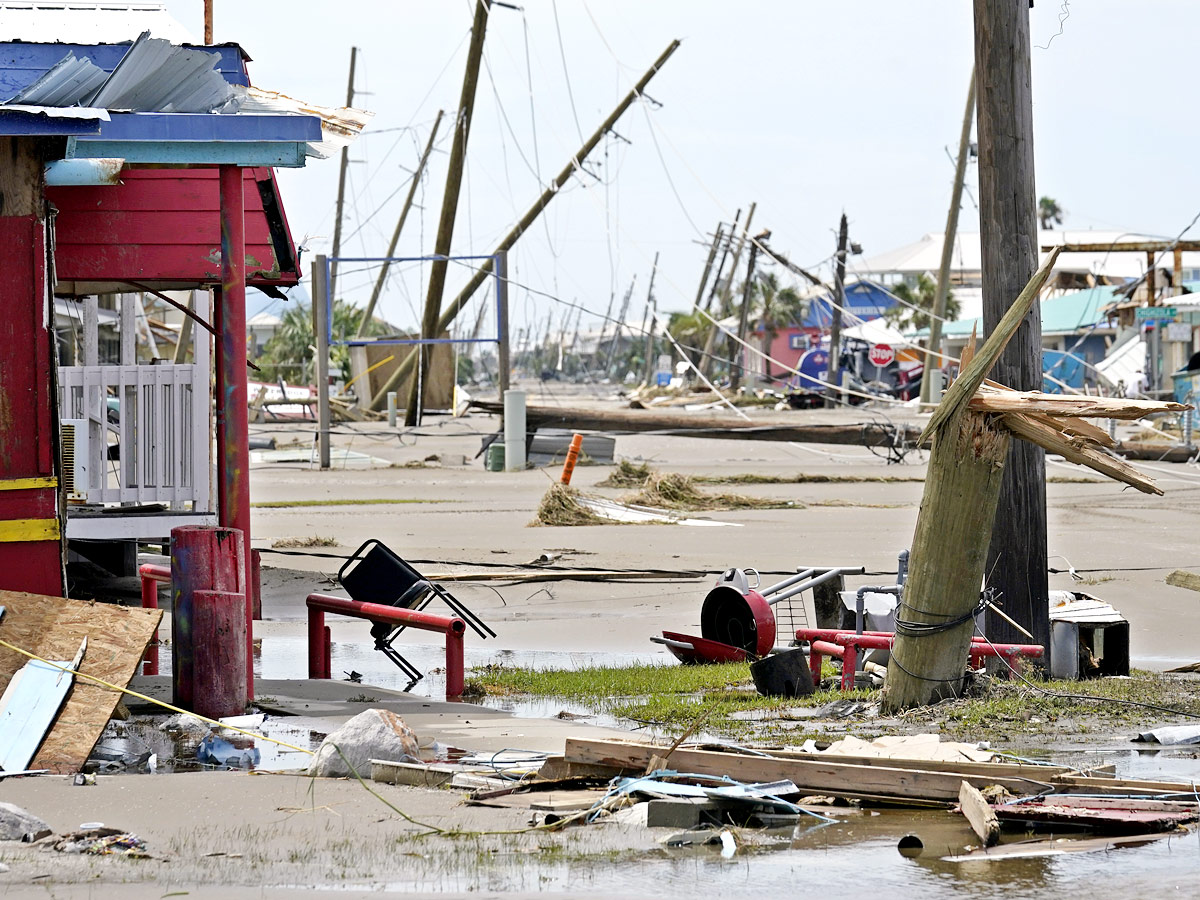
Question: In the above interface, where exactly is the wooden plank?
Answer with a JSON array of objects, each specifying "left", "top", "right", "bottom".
[
  {"left": 1166, "top": 570, "right": 1200, "bottom": 593},
  {"left": 999, "top": 412, "right": 1161, "bottom": 495},
  {"left": 944, "top": 831, "right": 1172, "bottom": 862},
  {"left": 0, "top": 590, "right": 161, "bottom": 773},
  {"left": 733, "top": 746, "right": 1087, "bottom": 781},
  {"left": 1051, "top": 774, "right": 1200, "bottom": 796},
  {"left": 563, "top": 738, "right": 1056, "bottom": 804},
  {"left": 970, "top": 389, "right": 1189, "bottom": 419},
  {"left": 994, "top": 801, "right": 1195, "bottom": 834},
  {"left": 958, "top": 781, "right": 1000, "bottom": 847}
]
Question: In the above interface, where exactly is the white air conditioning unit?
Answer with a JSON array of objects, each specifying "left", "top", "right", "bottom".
[{"left": 61, "top": 418, "right": 89, "bottom": 502}]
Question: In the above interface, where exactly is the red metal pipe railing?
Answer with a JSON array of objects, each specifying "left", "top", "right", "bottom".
[
  {"left": 138, "top": 563, "right": 170, "bottom": 676},
  {"left": 306, "top": 593, "right": 467, "bottom": 699},
  {"left": 796, "top": 628, "right": 1044, "bottom": 691}
]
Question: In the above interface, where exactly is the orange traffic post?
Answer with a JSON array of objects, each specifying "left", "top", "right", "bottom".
[{"left": 560, "top": 433, "right": 584, "bottom": 484}]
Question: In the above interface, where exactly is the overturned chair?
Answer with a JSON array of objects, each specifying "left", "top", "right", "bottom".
[{"left": 338, "top": 539, "right": 496, "bottom": 689}]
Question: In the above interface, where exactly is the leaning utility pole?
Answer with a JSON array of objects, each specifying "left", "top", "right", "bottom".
[
  {"left": 406, "top": 0, "right": 490, "bottom": 426},
  {"left": 693, "top": 224, "right": 724, "bottom": 309},
  {"left": 640, "top": 252, "right": 661, "bottom": 386},
  {"left": 357, "top": 109, "right": 445, "bottom": 336},
  {"left": 824, "top": 213, "right": 849, "bottom": 408},
  {"left": 328, "top": 46, "right": 358, "bottom": 309},
  {"left": 921, "top": 69, "right": 977, "bottom": 405},
  {"left": 605, "top": 275, "right": 637, "bottom": 376},
  {"left": 730, "top": 240, "right": 759, "bottom": 392},
  {"left": 370, "top": 39, "right": 681, "bottom": 409},
  {"left": 699, "top": 203, "right": 753, "bottom": 379},
  {"left": 975, "top": 0, "right": 1049, "bottom": 666}
]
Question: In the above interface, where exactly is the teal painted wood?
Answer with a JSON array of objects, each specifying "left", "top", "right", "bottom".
[
  {"left": 67, "top": 139, "right": 307, "bottom": 167},
  {"left": 0, "top": 638, "right": 84, "bottom": 772}
]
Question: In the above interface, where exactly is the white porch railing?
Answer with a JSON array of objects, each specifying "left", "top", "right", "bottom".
[{"left": 59, "top": 362, "right": 212, "bottom": 509}]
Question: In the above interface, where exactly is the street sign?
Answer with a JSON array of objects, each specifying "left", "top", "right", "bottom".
[
  {"left": 1136, "top": 306, "right": 1177, "bottom": 319},
  {"left": 868, "top": 343, "right": 896, "bottom": 367}
]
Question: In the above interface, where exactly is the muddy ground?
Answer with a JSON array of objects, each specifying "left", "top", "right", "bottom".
[{"left": 8, "top": 384, "right": 1200, "bottom": 897}]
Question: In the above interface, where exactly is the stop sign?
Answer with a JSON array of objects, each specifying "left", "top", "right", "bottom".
[{"left": 868, "top": 343, "right": 895, "bottom": 367}]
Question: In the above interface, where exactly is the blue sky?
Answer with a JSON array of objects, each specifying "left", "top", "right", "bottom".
[{"left": 166, "top": 1, "right": 1198, "bottom": 338}]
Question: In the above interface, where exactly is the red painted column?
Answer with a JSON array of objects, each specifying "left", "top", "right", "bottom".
[
  {"left": 307, "top": 606, "right": 325, "bottom": 678},
  {"left": 171, "top": 525, "right": 244, "bottom": 710},
  {"left": 0, "top": 143, "right": 65, "bottom": 596},
  {"left": 192, "top": 589, "right": 248, "bottom": 719},
  {"left": 139, "top": 566, "right": 161, "bottom": 675},
  {"left": 218, "top": 164, "right": 254, "bottom": 700}
]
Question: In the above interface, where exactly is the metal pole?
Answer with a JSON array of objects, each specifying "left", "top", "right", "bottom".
[
  {"left": 313, "top": 254, "right": 331, "bottom": 469},
  {"left": 218, "top": 164, "right": 253, "bottom": 701},
  {"left": 496, "top": 250, "right": 510, "bottom": 396},
  {"left": 387, "top": 392, "right": 397, "bottom": 428},
  {"left": 922, "top": 68, "right": 977, "bottom": 405},
  {"left": 825, "top": 213, "right": 848, "bottom": 408}
]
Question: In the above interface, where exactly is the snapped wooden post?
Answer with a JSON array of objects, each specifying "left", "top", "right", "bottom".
[{"left": 883, "top": 246, "right": 1191, "bottom": 712}]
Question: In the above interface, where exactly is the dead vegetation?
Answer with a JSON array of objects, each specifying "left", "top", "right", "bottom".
[
  {"left": 271, "top": 535, "right": 338, "bottom": 549},
  {"left": 623, "top": 472, "right": 798, "bottom": 511},
  {"left": 597, "top": 459, "right": 655, "bottom": 488},
  {"left": 531, "top": 484, "right": 614, "bottom": 527}
]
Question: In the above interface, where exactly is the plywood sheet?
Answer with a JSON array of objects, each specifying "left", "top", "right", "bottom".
[{"left": 0, "top": 590, "right": 161, "bottom": 772}]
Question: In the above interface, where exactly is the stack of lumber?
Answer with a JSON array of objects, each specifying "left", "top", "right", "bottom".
[{"left": 559, "top": 736, "right": 1197, "bottom": 808}]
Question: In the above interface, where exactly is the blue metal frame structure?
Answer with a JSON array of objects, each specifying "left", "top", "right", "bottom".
[{"left": 323, "top": 254, "right": 503, "bottom": 348}]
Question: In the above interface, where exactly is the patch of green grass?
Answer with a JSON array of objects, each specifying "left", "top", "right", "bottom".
[
  {"left": 253, "top": 498, "right": 452, "bottom": 509},
  {"left": 464, "top": 661, "right": 752, "bottom": 699}
]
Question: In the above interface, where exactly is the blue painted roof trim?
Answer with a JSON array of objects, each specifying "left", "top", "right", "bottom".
[
  {"left": 77, "top": 111, "right": 321, "bottom": 143},
  {"left": 0, "top": 108, "right": 103, "bottom": 135},
  {"left": 0, "top": 42, "right": 248, "bottom": 100},
  {"left": 67, "top": 137, "right": 307, "bottom": 167}
]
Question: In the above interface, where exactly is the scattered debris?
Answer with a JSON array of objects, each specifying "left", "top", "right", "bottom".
[
  {"left": 50, "top": 828, "right": 149, "bottom": 857},
  {"left": 196, "top": 733, "right": 260, "bottom": 768},
  {"left": 308, "top": 708, "right": 419, "bottom": 778},
  {"left": 958, "top": 781, "right": 1000, "bottom": 846},
  {"left": 0, "top": 635, "right": 85, "bottom": 772},
  {"left": 532, "top": 484, "right": 612, "bottom": 527},
  {"left": 1133, "top": 725, "right": 1200, "bottom": 746},
  {"left": 272, "top": 535, "right": 338, "bottom": 549},
  {"left": 942, "top": 832, "right": 1174, "bottom": 862},
  {"left": 597, "top": 460, "right": 654, "bottom": 488},
  {"left": 992, "top": 796, "right": 1197, "bottom": 834}
]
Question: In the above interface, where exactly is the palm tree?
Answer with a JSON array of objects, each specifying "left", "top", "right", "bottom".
[
  {"left": 751, "top": 271, "right": 806, "bottom": 380},
  {"left": 1038, "top": 196, "right": 1065, "bottom": 229},
  {"left": 259, "top": 299, "right": 388, "bottom": 385},
  {"left": 884, "top": 274, "right": 960, "bottom": 332}
]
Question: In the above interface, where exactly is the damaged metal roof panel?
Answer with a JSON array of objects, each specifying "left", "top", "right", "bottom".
[
  {"left": 233, "top": 85, "right": 372, "bottom": 159},
  {"left": 0, "top": 2, "right": 194, "bottom": 45},
  {"left": 7, "top": 49, "right": 104, "bottom": 104},
  {"left": 86, "top": 30, "right": 234, "bottom": 112}
]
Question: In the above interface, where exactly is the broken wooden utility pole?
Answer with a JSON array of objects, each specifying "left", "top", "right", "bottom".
[
  {"left": 369, "top": 39, "right": 681, "bottom": 410},
  {"left": 882, "top": 248, "right": 1189, "bottom": 711},
  {"left": 921, "top": 67, "right": 977, "bottom": 405},
  {"left": 606, "top": 275, "right": 637, "bottom": 377},
  {"left": 974, "top": 0, "right": 1049, "bottom": 666},
  {"left": 700, "top": 203, "right": 753, "bottom": 379},
  {"left": 406, "top": 0, "right": 489, "bottom": 426},
  {"left": 328, "top": 46, "right": 358, "bottom": 310},
  {"left": 696, "top": 207, "right": 739, "bottom": 376},
  {"left": 357, "top": 109, "right": 445, "bottom": 337},
  {"left": 824, "top": 213, "right": 849, "bottom": 408},
  {"left": 730, "top": 239, "right": 760, "bottom": 392},
  {"left": 694, "top": 224, "right": 724, "bottom": 309}
]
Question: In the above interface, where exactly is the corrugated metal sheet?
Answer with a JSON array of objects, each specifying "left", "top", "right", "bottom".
[
  {"left": 234, "top": 86, "right": 372, "bottom": 159},
  {"left": 7, "top": 48, "right": 104, "bottom": 104},
  {"left": 0, "top": 2, "right": 194, "bottom": 45},
  {"left": 87, "top": 30, "right": 234, "bottom": 113}
]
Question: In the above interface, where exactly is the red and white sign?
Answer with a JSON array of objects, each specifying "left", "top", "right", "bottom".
[{"left": 868, "top": 343, "right": 896, "bottom": 367}]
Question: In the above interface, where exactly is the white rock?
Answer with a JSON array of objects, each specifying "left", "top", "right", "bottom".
[
  {"left": 306, "top": 709, "right": 419, "bottom": 778},
  {"left": 0, "top": 803, "right": 50, "bottom": 842}
]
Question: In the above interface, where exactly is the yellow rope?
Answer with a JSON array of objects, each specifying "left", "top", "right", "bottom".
[{"left": 0, "top": 637, "right": 314, "bottom": 756}]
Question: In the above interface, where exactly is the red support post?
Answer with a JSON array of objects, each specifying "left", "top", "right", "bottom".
[
  {"left": 305, "top": 593, "right": 467, "bottom": 698},
  {"left": 250, "top": 548, "right": 262, "bottom": 620},
  {"left": 307, "top": 606, "right": 326, "bottom": 679},
  {"left": 137, "top": 563, "right": 168, "bottom": 676},
  {"left": 218, "top": 163, "right": 253, "bottom": 701},
  {"left": 324, "top": 625, "right": 332, "bottom": 680},
  {"left": 191, "top": 589, "right": 248, "bottom": 720}
]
